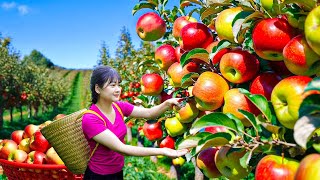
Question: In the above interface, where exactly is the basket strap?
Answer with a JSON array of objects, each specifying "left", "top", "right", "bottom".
[{"left": 84, "top": 103, "right": 124, "bottom": 160}]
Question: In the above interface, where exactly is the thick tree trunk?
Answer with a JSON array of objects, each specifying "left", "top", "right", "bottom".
[
  {"left": 0, "top": 107, "right": 4, "bottom": 129},
  {"left": 20, "top": 106, "right": 23, "bottom": 121},
  {"left": 10, "top": 107, "right": 13, "bottom": 123}
]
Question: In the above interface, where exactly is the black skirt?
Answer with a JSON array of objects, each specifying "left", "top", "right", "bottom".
[{"left": 84, "top": 167, "right": 123, "bottom": 180}]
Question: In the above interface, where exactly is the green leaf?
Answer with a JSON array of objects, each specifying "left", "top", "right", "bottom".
[
  {"left": 176, "top": 132, "right": 213, "bottom": 150},
  {"left": 200, "top": 6, "right": 223, "bottom": 21},
  {"left": 238, "top": 109, "right": 261, "bottom": 134},
  {"left": 180, "top": 0, "right": 202, "bottom": 6},
  {"left": 180, "top": 48, "right": 209, "bottom": 67},
  {"left": 239, "top": 151, "right": 251, "bottom": 169},
  {"left": 209, "top": 40, "right": 231, "bottom": 64},
  {"left": 282, "top": 0, "right": 316, "bottom": 11},
  {"left": 232, "top": 11, "right": 252, "bottom": 43},
  {"left": 132, "top": 3, "right": 157, "bottom": 15},
  {"left": 299, "top": 94, "right": 320, "bottom": 117},
  {"left": 194, "top": 132, "right": 232, "bottom": 155},
  {"left": 239, "top": 88, "right": 277, "bottom": 124},
  {"left": 294, "top": 115, "right": 320, "bottom": 149},
  {"left": 305, "top": 77, "right": 320, "bottom": 92},
  {"left": 190, "top": 112, "right": 238, "bottom": 134},
  {"left": 225, "top": 113, "right": 245, "bottom": 134},
  {"left": 181, "top": 72, "right": 199, "bottom": 87}
]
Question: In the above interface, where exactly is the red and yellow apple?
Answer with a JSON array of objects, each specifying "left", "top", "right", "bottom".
[
  {"left": 155, "top": 44, "right": 178, "bottom": 71},
  {"left": 252, "top": 18, "right": 296, "bottom": 61},
  {"left": 7, "top": 149, "right": 28, "bottom": 163},
  {"left": 23, "top": 124, "right": 39, "bottom": 138},
  {"left": 215, "top": 7, "right": 243, "bottom": 42},
  {"left": 167, "top": 61, "right": 199, "bottom": 88},
  {"left": 27, "top": 151, "right": 47, "bottom": 164},
  {"left": 255, "top": 154, "right": 300, "bottom": 180},
  {"left": 29, "top": 131, "right": 51, "bottom": 153},
  {"left": 174, "top": 100, "right": 199, "bottom": 123},
  {"left": 215, "top": 146, "right": 250, "bottom": 180},
  {"left": 219, "top": 49, "right": 260, "bottom": 84},
  {"left": 141, "top": 73, "right": 164, "bottom": 96},
  {"left": 192, "top": 71, "right": 229, "bottom": 111},
  {"left": 196, "top": 147, "right": 221, "bottom": 178},
  {"left": 271, "top": 75, "right": 313, "bottom": 129},
  {"left": 0, "top": 139, "right": 18, "bottom": 160},
  {"left": 295, "top": 153, "right": 320, "bottom": 180},
  {"left": 283, "top": 34, "right": 320, "bottom": 76},
  {"left": 136, "top": 12, "right": 166, "bottom": 41},
  {"left": 46, "top": 147, "right": 64, "bottom": 165},
  {"left": 18, "top": 138, "right": 31, "bottom": 153},
  {"left": 180, "top": 22, "right": 214, "bottom": 51},
  {"left": 11, "top": 130, "right": 24, "bottom": 145},
  {"left": 223, "top": 88, "right": 261, "bottom": 127},
  {"left": 205, "top": 41, "right": 230, "bottom": 64},
  {"left": 249, "top": 72, "right": 282, "bottom": 100},
  {"left": 305, "top": 6, "right": 320, "bottom": 56}
]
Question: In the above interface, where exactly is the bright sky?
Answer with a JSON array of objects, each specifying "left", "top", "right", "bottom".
[{"left": 0, "top": 0, "right": 155, "bottom": 69}]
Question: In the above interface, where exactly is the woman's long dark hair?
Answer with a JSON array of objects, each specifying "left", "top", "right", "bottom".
[{"left": 90, "top": 66, "right": 121, "bottom": 104}]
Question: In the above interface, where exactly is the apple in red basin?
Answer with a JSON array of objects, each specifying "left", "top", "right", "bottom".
[
  {"left": 252, "top": 18, "right": 296, "bottom": 61},
  {"left": 27, "top": 151, "right": 47, "bottom": 164},
  {"left": 18, "top": 138, "right": 31, "bottom": 153},
  {"left": 249, "top": 72, "right": 282, "bottom": 100},
  {"left": 29, "top": 131, "right": 51, "bottom": 153},
  {"left": 155, "top": 44, "right": 178, "bottom": 71},
  {"left": 271, "top": 75, "right": 313, "bottom": 129},
  {"left": 46, "top": 147, "right": 64, "bottom": 165},
  {"left": 180, "top": 22, "right": 214, "bottom": 51},
  {"left": 140, "top": 73, "right": 164, "bottom": 96},
  {"left": 23, "top": 124, "right": 39, "bottom": 138},
  {"left": 196, "top": 147, "right": 221, "bottom": 178},
  {"left": 295, "top": 153, "right": 320, "bottom": 180},
  {"left": 8, "top": 149, "right": 28, "bottom": 163},
  {"left": 0, "top": 139, "right": 18, "bottom": 160},
  {"left": 159, "top": 136, "right": 175, "bottom": 149},
  {"left": 143, "top": 120, "right": 163, "bottom": 141},
  {"left": 255, "top": 154, "right": 300, "bottom": 180},
  {"left": 136, "top": 12, "right": 166, "bottom": 41},
  {"left": 220, "top": 49, "right": 260, "bottom": 84},
  {"left": 283, "top": 34, "right": 320, "bottom": 76},
  {"left": 11, "top": 130, "right": 24, "bottom": 145}
]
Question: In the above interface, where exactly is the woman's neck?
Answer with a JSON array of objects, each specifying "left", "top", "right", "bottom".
[{"left": 95, "top": 100, "right": 113, "bottom": 114}]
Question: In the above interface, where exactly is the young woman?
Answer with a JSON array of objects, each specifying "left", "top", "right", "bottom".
[{"left": 82, "top": 66, "right": 188, "bottom": 180}]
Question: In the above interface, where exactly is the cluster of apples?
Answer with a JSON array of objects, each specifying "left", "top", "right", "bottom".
[
  {"left": 0, "top": 114, "right": 66, "bottom": 166},
  {"left": 134, "top": 1, "right": 320, "bottom": 179}
]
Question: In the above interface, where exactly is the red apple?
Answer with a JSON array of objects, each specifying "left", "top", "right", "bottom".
[
  {"left": 268, "top": 61, "right": 293, "bottom": 77},
  {"left": 143, "top": 120, "right": 163, "bottom": 141},
  {"left": 0, "top": 139, "right": 18, "bottom": 160},
  {"left": 219, "top": 49, "right": 260, "bottom": 84},
  {"left": 215, "top": 146, "right": 250, "bottom": 180},
  {"left": 205, "top": 41, "right": 230, "bottom": 64},
  {"left": 11, "top": 130, "right": 24, "bottom": 145},
  {"left": 172, "top": 16, "right": 197, "bottom": 40},
  {"left": 180, "top": 22, "right": 214, "bottom": 51},
  {"left": 192, "top": 71, "right": 229, "bottom": 111},
  {"left": 140, "top": 73, "right": 164, "bottom": 96},
  {"left": 29, "top": 131, "right": 51, "bottom": 153},
  {"left": 159, "top": 136, "right": 175, "bottom": 149},
  {"left": 7, "top": 149, "right": 28, "bottom": 163},
  {"left": 271, "top": 76, "right": 313, "bottom": 129},
  {"left": 155, "top": 44, "right": 178, "bottom": 71},
  {"left": 175, "top": 46, "right": 185, "bottom": 62},
  {"left": 46, "top": 147, "right": 64, "bottom": 165},
  {"left": 249, "top": 72, "right": 282, "bottom": 100},
  {"left": 18, "top": 138, "right": 31, "bottom": 153},
  {"left": 136, "top": 12, "right": 166, "bottom": 41},
  {"left": 196, "top": 147, "right": 221, "bottom": 178},
  {"left": 295, "top": 154, "right": 320, "bottom": 180},
  {"left": 283, "top": 34, "right": 320, "bottom": 76},
  {"left": 255, "top": 154, "right": 300, "bottom": 180},
  {"left": 26, "top": 151, "right": 47, "bottom": 164},
  {"left": 223, "top": 88, "right": 261, "bottom": 127},
  {"left": 159, "top": 91, "right": 173, "bottom": 103},
  {"left": 167, "top": 61, "right": 199, "bottom": 88},
  {"left": 23, "top": 124, "right": 39, "bottom": 138},
  {"left": 252, "top": 18, "right": 296, "bottom": 61}
]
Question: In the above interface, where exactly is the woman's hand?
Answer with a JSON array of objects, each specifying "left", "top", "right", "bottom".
[
  {"left": 162, "top": 148, "right": 189, "bottom": 158},
  {"left": 164, "top": 98, "right": 183, "bottom": 109}
]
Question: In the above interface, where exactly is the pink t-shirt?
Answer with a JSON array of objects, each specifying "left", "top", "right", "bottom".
[{"left": 82, "top": 101, "right": 134, "bottom": 175}]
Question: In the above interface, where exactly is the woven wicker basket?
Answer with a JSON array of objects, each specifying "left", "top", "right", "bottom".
[{"left": 40, "top": 109, "right": 89, "bottom": 175}]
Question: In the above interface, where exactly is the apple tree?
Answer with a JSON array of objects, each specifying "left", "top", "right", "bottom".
[{"left": 132, "top": 0, "right": 320, "bottom": 179}]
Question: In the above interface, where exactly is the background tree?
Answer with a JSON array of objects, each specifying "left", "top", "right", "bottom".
[
  {"left": 23, "top": 49, "right": 54, "bottom": 68},
  {"left": 97, "top": 41, "right": 114, "bottom": 66}
]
